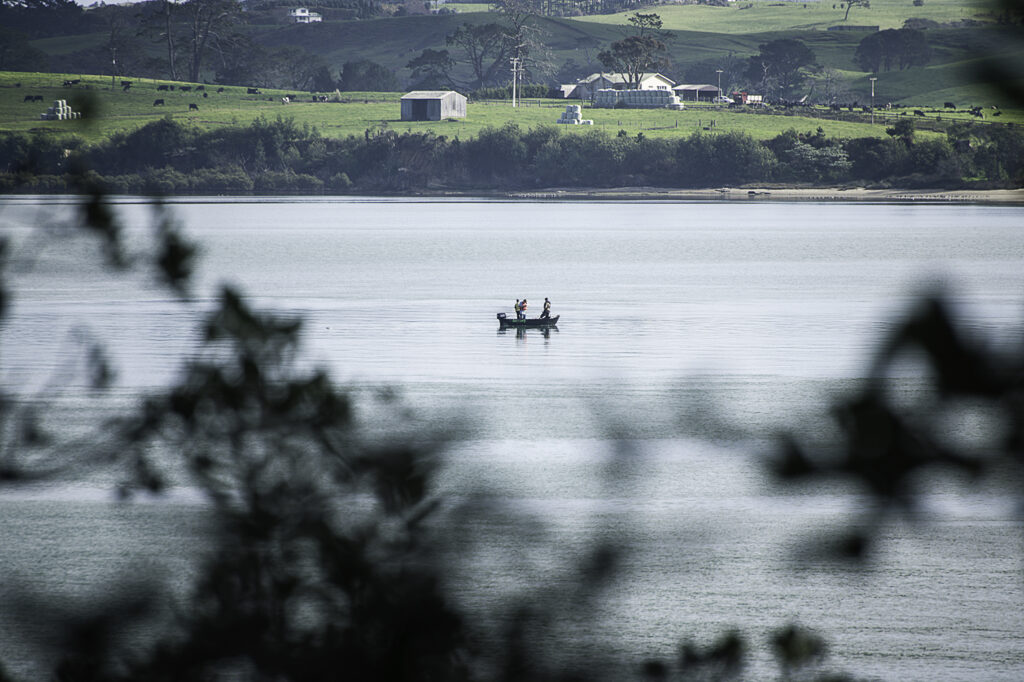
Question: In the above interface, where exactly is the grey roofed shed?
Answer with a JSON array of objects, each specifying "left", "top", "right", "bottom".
[
  {"left": 400, "top": 90, "right": 467, "bottom": 121},
  {"left": 673, "top": 84, "right": 721, "bottom": 101}
]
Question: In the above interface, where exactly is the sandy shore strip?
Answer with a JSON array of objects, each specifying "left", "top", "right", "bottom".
[{"left": 496, "top": 187, "right": 1024, "bottom": 203}]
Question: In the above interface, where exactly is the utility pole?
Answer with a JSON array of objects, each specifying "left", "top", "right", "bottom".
[
  {"left": 869, "top": 76, "right": 877, "bottom": 124},
  {"left": 111, "top": 48, "right": 117, "bottom": 90},
  {"left": 510, "top": 57, "right": 521, "bottom": 108},
  {"left": 716, "top": 69, "right": 723, "bottom": 103}
]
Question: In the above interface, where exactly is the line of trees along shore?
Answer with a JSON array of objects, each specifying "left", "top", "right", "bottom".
[{"left": 2, "top": 116, "right": 1022, "bottom": 195}]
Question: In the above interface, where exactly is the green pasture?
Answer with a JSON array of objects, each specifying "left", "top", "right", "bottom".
[
  {"left": 445, "top": 3, "right": 490, "bottom": 13},
  {"left": 574, "top": 0, "right": 998, "bottom": 34},
  {"left": 2, "top": 71, "right": 1020, "bottom": 146}
]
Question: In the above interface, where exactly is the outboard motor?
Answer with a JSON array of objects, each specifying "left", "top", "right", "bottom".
[{"left": 497, "top": 312, "right": 507, "bottom": 320}]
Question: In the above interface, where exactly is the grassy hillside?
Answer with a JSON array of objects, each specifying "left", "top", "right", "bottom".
[
  {"left": 19, "top": 0, "right": 1021, "bottom": 107},
  {"left": 3, "top": 71, "right": 1021, "bottom": 148},
  {"left": 250, "top": 14, "right": 1020, "bottom": 106}
]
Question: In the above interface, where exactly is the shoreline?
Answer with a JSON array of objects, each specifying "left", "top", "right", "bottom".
[
  {"left": 494, "top": 187, "right": 1024, "bottom": 204},
  {"left": 3, "top": 187, "right": 1023, "bottom": 204}
]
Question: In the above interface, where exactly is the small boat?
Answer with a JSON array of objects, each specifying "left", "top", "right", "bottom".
[{"left": 497, "top": 312, "right": 559, "bottom": 328}]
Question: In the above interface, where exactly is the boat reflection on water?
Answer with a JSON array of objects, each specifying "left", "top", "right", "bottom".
[{"left": 498, "top": 325, "right": 559, "bottom": 340}]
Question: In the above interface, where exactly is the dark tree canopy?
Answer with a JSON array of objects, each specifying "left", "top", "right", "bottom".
[
  {"left": 598, "top": 35, "right": 668, "bottom": 89},
  {"left": 0, "top": 26, "right": 49, "bottom": 71},
  {"left": 746, "top": 38, "right": 816, "bottom": 99},
  {"left": 339, "top": 59, "right": 400, "bottom": 92},
  {"left": 854, "top": 28, "right": 932, "bottom": 73},
  {"left": 446, "top": 22, "right": 511, "bottom": 90},
  {"left": 406, "top": 48, "right": 457, "bottom": 90}
]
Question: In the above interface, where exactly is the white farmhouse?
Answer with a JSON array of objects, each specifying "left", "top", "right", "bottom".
[
  {"left": 560, "top": 72, "right": 675, "bottom": 100},
  {"left": 289, "top": 7, "right": 322, "bottom": 23}
]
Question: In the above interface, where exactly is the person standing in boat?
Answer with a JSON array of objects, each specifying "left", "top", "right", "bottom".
[
  {"left": 514, "top": 300, "right": 521, "bottom": 319},
  {"left": 520, "top": 299, "right": 528, "bottom": 319},
  {"left": 540, "top": 297, "right": 551, "bottom": 319}
]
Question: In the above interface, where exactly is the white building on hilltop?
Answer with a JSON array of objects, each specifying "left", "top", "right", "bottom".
[{"left": 289, "top": 7, "right": 322, "bottom": 23}]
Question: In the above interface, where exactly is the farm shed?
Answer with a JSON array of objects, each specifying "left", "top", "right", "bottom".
[
  {"left": 400, "top": 91, "right": 467, "bottom": 121},
  {"left": 673, "top": 84, "right": 721, "bottom": 102}
]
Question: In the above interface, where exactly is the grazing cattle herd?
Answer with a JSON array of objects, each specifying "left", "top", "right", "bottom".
[
  {"left": 20, "top": 79, "right": 341, "bottom": 119},
  {"left": 20, "top": 78, "right": 1015, "bottom": 128}
]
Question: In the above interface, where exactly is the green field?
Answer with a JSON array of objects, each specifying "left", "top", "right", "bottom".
[
  {"left": 445, "top": 3, "right": 490, "bottom": 13},
  {"left": 576, "top": 0, "right": 997, "bottom": 33},
  {"left": 2, "top": 71, "right": 1021, "bottom": 146}
]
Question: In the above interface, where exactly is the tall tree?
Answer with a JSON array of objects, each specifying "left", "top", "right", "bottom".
[
  {"left": 598, "top": 35, "right": 667, "bottom": 88},
  {"left": 598, "top": 11, "right": 668, "bottom": 88},
  {"left": 843, "top": 0, "right": 870, "bottom": 21},
  {"left": 446, "top": 22, "right": 510, "bottom": 90},
  {"left": 746, "top": 38, "right": 815, "bottom": 99},
  {"left": 627, "top": 11, "right": 665, "bottom": 38},
  {"left": 406, "top": 48, "right": 457, "bottom": 90},
  {"left": 145, "top": 0, "right": 180, "bottom": 81},
  {"left": 854, "top": 29, "right": 931, "bottom": 74},
  {"left": 213, "top": 33, "right": 270, "bottom": 87},
  {"left": 492, "top": 0, "right": 551, "bottom": 85},
  {"left": 339, "top": 59, "right": 400, "bottom": 92},
  {"left": 181, "top": 0, "right": 240, "bottom": 83},
  {"left": 815, "top": 67, "right": 852, "bottom": 104}
]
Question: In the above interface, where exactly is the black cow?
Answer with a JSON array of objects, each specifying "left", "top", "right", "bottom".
[
  {"left": 944, "top": 102, "right": 955, "bottom": 109},
  {"left": 33, "top": 95, "right": 43, "bottom": 102},
  {"left": 195, "top": 85, "right": 205, "bottom": 91},
  {"left": 203, "top": 92, "right": 208, "bottom": 98},
  {"left": 121, "top": 81, "right": 132, "bottom": 87},
  {"left": 62, "top": 80, "right": 73, "bottom": 87},
  {"left": 247, "top": 87, "right": 260, "bottom": 94},
  {"left": 23, "top": 95, "right": 33, "bottom": 102},
  {"left": 157, "top": 85, "right": 169, "bottom": 91},
  {"left": 180, "top": 86, "right": 191, "bottom": 92},
  {"left": 217, "top": 87, "right": 225, "bottom": 93},
  {"left": 153, "top": 99, "right": 165, "bottom": 106},
  {"left": 913, "top": 109, "right": 925, "bottom": 117},
  {"left": 189, "top": 103, "right": 199, "bottom": 111}
]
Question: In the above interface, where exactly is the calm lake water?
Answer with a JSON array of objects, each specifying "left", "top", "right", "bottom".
[{"left": 2, "top": 196, "right": 1023, "bottom": 680}]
